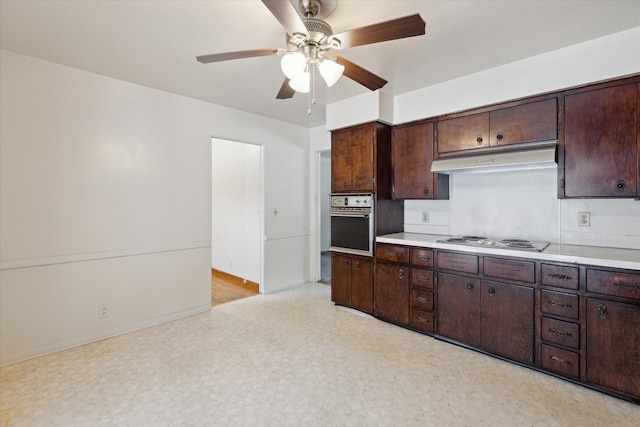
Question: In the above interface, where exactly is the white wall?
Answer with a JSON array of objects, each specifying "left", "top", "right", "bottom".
[
  {"left": 0, "top": 50, "right": 309, "bottom": 365},
  {"left": 211, "top": 139, "right": 261, "bottom": 285},
  {"left": 309, "top": 126, "right": 332, "bottom": 281}
]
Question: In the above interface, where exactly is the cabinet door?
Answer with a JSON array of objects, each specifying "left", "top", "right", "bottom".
[
  {"left": 437, "top": 112, "right": 489, "bottom": 154},
  {"left": 586, "top": 298, "right": 640, "bottom": 399},
  {"left": 480, "top": 281, "right": 534, "bottom": 364},
  {"left": 350, "top": 257, "right": 373, "bottom": 314},
  {"left": 489, "top": 98, "right": 558, "bottom": 146},
  {"left": 374, "top": 262, "right": 409, "bottom": 325},
  {"left": 392, "top": 121, "right": 435, "bottom": 199},
  {"left": 437, "top": 273, "right": 480, "bottom": 347},
  {"left": 350, "top": 125, "right": 375, "bottom": 192},
  {"left": 331, "top": 129, "right": 354, "bottom": 192},
  {"left": 331, "top": 253, "right": 351, "bottom": 306},
  {"left": 564, "top": 83, "right": 637, "bottom": 197}
]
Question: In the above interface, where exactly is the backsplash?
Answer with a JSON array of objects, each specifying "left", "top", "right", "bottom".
[{"left": 404, "top": 168, "right": 640, "bottom": 250}]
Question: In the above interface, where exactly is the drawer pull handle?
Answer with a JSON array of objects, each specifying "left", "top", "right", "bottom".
[
  {"left": 416, "top": 296, "right": 430, "bottom": 303},
  {"left": 416, "top": 317, "right": 430, "bottom": 324},
  {"left": 417, "top": 255, "right": 431, "bottom": 261},
  {"left": 614, "top": 281, "right": 639, "bottom": 291},
  {"left": 417, "top": 275, "right": 430, "bottom": 281},
  {"left": 547, "top": 273, "right": 572, "bottom": 281},
  {"left": 550, "top": 300, "right": 571, "bottom": 309},
  {"left": 550, "top": 329, "right": 571, "bottom": 337},
  {"left": 597, "top": 304, "right": 608, "bottom": 319},
  {"left": 550, "top": 356, "right": 569, "bottom": 366},
  {"left": 466, "top": 283, "right": 474, "bottom": 292}
]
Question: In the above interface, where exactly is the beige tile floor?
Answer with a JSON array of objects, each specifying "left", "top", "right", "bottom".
[{"left": 1, "top": 283, "right": 638, "bottom": 426}]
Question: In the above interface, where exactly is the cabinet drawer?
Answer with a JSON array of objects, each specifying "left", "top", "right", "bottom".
[
  {"left": 541, "top": 317, "right": 580, "bottom": 349},
  {"left": 541, "top": 344, "right": 580, "bottom": 379},
  {"left": 411, "top": 309, "right": 434, "bottom": 333},
  {"left": 587, "top": 269, "right": 640, "bottom": 301},
  {"left": 411, "top": 248, "right": 434, "bottom": 268},
  {"left": 376, "top": 243, "right": 409, "bottom": 264},
  {"left": 541, "top": 264, "right": 579, "bottom": 290},
  {"left": 484, "top": 257, "right": 535, "bottom": 283},
  {"left": 411, "top": 288, "right": 434, "bottom": 311},
  {"left": 411, "top": 268, "right": 433, "bottom": 290},
  {"left": 437, "top": 252, "right": 479, "bottom": 274},
  {"left": 541, "top": 290, "right": 579, "bottom": 319}
]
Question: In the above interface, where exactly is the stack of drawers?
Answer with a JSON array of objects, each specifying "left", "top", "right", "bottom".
[
  {"left": 410, "top": 248, "right": 435, "bottom": 333},
  {"left": 539, "top": 264, "right": 581, "bottom": 379}
]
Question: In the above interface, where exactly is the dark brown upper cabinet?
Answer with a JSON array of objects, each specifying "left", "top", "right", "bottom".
[
  {"left": 437, "top": 98, "right": 558, "bottom": 155},
  {"left": 331, "top": 122, "right": 393, "bottom": 197},
  {"left": 561, "top": 81, "right": 638, "bottom": 198},
  {"left": 391, "top": 120, "right": 449, "bottom": 200}
]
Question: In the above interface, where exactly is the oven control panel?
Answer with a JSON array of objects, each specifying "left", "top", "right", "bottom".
[{"left": 331, "top": 194, "right": 372, "bottom": 208}]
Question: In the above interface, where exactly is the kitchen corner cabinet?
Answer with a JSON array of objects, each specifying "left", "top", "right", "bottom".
[
  {"left": 391, "top": 120, "right": 449, "bottom": 200},
  {"left": 436, "top": 98, "right": 558, "bottom": 155},
  {"left": 331, "top": 252, "right": 373, "bottom": 314},
  {"left": 331, "top": 122, "right": 392, "bottom": 195},
  {"left": 561, "top": 81, "right": 638, "bottom": 198}
]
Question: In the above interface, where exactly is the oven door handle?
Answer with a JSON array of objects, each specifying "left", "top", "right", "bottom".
[{"left": 330, "top": 212, "right": 371, "bottom": 218}]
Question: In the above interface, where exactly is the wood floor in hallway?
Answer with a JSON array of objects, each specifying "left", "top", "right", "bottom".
[{"left": 211, "top": 269, "right": 258, "bottom": 307}]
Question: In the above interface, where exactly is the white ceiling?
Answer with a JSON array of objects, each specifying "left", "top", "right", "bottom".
[{"left": 1, "top": 0, "right": 639, "bottom": 128}]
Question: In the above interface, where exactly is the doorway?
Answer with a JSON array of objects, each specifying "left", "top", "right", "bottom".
[
  {"left": 319, "top": 150, "right": 331, "bottom": 283},
  {"left": 211, "top": 138, "right": 263, "bottom": 303}
]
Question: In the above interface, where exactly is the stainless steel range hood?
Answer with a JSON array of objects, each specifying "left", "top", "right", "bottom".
[{"left": 430, "top": 145, "right": 557, "bottom": 174}]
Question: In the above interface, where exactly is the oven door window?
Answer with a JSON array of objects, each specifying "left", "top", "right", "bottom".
[{"left": 331, "top": 214, "right": 371, "bottom": 252}]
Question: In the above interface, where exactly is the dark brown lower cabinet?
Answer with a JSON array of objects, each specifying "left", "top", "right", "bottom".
[
  {"left": 331, "top": 252, "right": 373, "bottom": 314},
  {"left": 374, "top": 262, "right": 409, "bottom": 325},
  {"left": 437, "top": 273, "right": 534, "bottom": 364},
  {"left": 480, "top": 280, "right": 534, "bottom": 364},
  {"left": 586, "top": 297, "right": 640, "bottom": 398},
  {"left": 437, "top": 273, "right": 480, "bottom": 346}
]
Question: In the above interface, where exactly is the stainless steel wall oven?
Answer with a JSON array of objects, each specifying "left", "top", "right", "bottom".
[{"left": 330, "top": 194, "right": 374, "bottom": 257}]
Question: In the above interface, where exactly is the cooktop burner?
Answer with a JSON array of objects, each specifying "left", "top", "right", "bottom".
[{"left": 436, "top": 236, "right": 550, "bottom": 252}]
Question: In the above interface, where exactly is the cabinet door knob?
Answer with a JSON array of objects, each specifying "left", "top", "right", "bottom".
[
  {"left": 496, "top": 133, "right": 504, "bottom": 141},
  {"left": 343, "top": 260, "right": 349, "bottom": 267},
  {"left": 354, "top": 261, "right": 360, "bottom": 269},
  {"left": 344, "top": 181, "right": 348, "bottom": 187},
  {"left": 398, "top": 269, "right": 404, "bottom": 279},
  {"left": 597, "top": 304, "right": 608, "bottom": 319},
  {"left": 466, "top": 283, "right": 474, "bottom": 292},
  {"left": 616, "top": 179, "right": 626, "bottom": 192},
  {"left": 476, "top": 136, "right": 483, "bottom": 145},
  {"left": 488, "top": 287, "right": 496, "bottom": 296},
  {"left": 423, "top": 188, "right": 429, "bottom": 195}
]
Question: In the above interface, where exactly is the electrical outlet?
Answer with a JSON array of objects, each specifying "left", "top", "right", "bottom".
[
  {"left": 99, "top": 304, "right": 108, "bottom": 319},
  {"left": 578, "top": 212, "right": 590, "bottom": 227},
  {"left": 422, "top": 212, "right": 430, "bottom": 223}
]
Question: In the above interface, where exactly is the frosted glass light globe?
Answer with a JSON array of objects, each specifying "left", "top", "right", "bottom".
[{"left": 280, "top": 53, "right": 306, "bottom": 80}]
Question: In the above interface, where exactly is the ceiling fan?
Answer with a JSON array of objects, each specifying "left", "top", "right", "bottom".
[{"left": 197, "top": 0, "right": 426, "bottom": 112}]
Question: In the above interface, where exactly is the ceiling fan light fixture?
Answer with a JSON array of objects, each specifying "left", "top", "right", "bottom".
[
  {"left": 318, "top": 58, "right": 344, "bottom": 87},
  {"left": 289, "top": 71, "right": 310, "bottom": 93},
  {"left": 280, "top": 52, "right": 307, "bottom": 79}
]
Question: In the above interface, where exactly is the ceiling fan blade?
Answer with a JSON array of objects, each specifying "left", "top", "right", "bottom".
[
  {"left": 335, "top": 56, "right": 387, "bottom": 91},
  {"left": 276, "top": 78, "right": 296, "bottom": 99},
  {"left": 196, "top": 48, "right": 280, "bottom": 64},
  {"left": 333, "top": 14, "right": 425, "bottom": 49},
  {"left": 261, "top": 0, "right": 308, "bottom": 37}
]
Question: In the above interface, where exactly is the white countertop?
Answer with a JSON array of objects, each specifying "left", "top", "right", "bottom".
[{"left": 376, "top": 232, "right": 640, "bottom": 271}]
